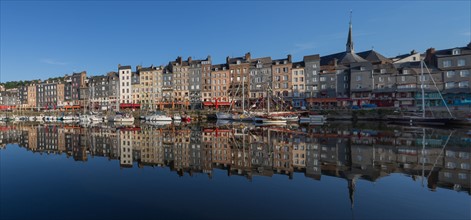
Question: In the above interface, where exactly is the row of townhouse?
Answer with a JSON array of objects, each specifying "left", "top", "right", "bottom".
[{"left": 4, "top": 21, "right": 471, "bottom": 111}]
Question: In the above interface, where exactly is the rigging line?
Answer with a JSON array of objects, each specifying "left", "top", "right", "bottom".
[
  {"left": 423, "top": 61, "right": 454, "bottom": 118},
  {"left": 427, "top": 130, "right": 454, "bottom": 179}
]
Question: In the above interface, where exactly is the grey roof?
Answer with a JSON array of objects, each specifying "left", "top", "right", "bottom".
[
  {"left": 118, "top": 65, "right": 131, "bottom": 70},
  {"left": 434, "top": 44, "right": 471, "bottom": 56},
  {"left": 251, "top": 57, "right": 272, "bottom": 65},
  {"left": 357, "top": 50, "right": 392, "bottom": 64},
  {"left": 211, "top": 64, "right": 228, "bottom": 71},
  {"left": 227, "top": 57, "right": 249, "bottom": 65},
  {"left": 292, "top": 61, "right": 305, "bottom": 68},
  {"left": 320, "top": 51, "right": 366, "bottom": 66},
  {"left": 303, "top": 54, "right": 320, "bottom": 62}
]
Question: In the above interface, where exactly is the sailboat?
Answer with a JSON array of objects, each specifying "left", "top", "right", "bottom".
[
  {"left": 388, "top": 60, "right": 455, "bottom": 126},
  {"left": 254, "top": 87, "right": 287, "bottom": 125}
]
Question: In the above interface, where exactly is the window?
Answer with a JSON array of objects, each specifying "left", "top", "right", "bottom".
[
  {"left": 419, "top": 75, "right": 428, "bottom": 81},
  {"left": 380, "top": 69, "right": 386, "bottom": 73},
  {"left": 312, "top": 70, "right": 317, "bottom": 75},
  {"left": 356, "top": 84, "right": 362, "bottom": 89},
  {"left": 458, "top": 59, "right": 466, "bottom": 67},
  {"left": 379, "top": 77, "right": 384, "bottom": 82},
  {"left": 312, "top": 64, "right": 317, "bottom": 68},
  {"left": 445, "top": 82, "right": 456, "bottom": 88},
  {"left": 452, "top": 49, "right": 461, "bottom": 55},
  {"left": 460, "top": 70, "right": 470, "bottom": 77},
  {"left": 402, "top": 76, "right": 406, "bottom": 82},
  {"left": 459, "top": 81, "right": 469, "bottom": 88},
  {"left": 313, "top": 85, "right": 318, "bottom": 90},
  {"left": 321, "top": 84, "right": 326, "bottom": 89},
  {"left": 403, "top": 69, "right": 409, "bottom": 74},
  {"left": 356, "top": 76, "right": 362, "bottom": 81},
  {"left": 320, "top": 77, "right": 326, "bottom": 82},
  {"left": 446, "top": 71, "right": 455, "bottom": 78},
  {"left": 443, "top": 60, "right": 451, "bottom": 67}
]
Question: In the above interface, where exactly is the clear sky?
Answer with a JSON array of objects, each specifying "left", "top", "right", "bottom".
[{"left": 1, "top": 0, "right": 470, "bottom": 82}]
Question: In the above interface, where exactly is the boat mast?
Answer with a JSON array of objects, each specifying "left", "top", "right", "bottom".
[
  {"left": 242, "top": 76, "right": 245, "bottom": 112},
  {"left": 420, "top": 60, "right": 425, "bottom": 118},
  {"left": 267, "top": 86, "right": 270, "bottom": 114}
]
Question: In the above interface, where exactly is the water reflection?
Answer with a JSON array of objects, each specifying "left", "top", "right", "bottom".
[{"left": 1, "top": 122, "right": 470, "bottom": 200}]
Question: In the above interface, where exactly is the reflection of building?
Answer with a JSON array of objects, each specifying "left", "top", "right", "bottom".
[{"left": 3, "top": 124, "right": 470, "bottom": 195}]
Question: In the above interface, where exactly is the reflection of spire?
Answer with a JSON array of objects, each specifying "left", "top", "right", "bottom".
[
  {"left": 348, "top": 177, "right": 356, "bottom": 209},
  {"left": 346, "top": 10, "right": 354, "bottom": 53}
]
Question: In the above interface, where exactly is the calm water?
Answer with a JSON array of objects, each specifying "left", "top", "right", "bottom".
[{"left": 1, "top": 121, "right": 470, "bottom": 220}]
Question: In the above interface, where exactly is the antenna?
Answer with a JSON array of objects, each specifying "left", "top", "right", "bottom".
[{"left": 350, "top": 10, "right": 352, "bottom": 25}]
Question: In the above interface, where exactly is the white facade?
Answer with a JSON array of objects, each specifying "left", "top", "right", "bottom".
[{"left": 118, "top": 66, "right": 132, "bottom": 104}]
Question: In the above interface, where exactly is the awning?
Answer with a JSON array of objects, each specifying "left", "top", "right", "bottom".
[
  {"left": 203, "top": 101, "right": 231, "bottom": 106},
  {"left": 120, "top": 103, "right": 141, "bottom": 108}
]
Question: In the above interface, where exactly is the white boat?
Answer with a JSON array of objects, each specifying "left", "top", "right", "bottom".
[
  {"left": 62, "top": 115, "right": 75, "bottom": 121},
  {"left": 29, "top": 116, "right": 37, "bottom": 121},
  {"left": 299, "top": 115, "right": 327, "bottom": 125},
  {"left": 173, "top": 113, "right": 182, "bottom": 121},
  {"left": 254, "top": 117, "right": 287, "bottom": 125},
  {"left": 270, "top": 115, "right": 299, "bottom": 122},
  {"left": 113, "top": 114, "right": 135, "bottom": 123},
  {"left": 146, "top": 114, "right": 172, "bottom": 121}
]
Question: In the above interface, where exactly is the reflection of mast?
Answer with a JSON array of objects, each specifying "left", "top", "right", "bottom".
[{"left": 348, "top": 177, "right": 356, "bottom": 209}]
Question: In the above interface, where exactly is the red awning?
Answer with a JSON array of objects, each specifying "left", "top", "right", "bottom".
[
  {"left": 120, "top": 103, "right": 141, "bottom": 108},
  {"left": 203, "top": 102, "right": 231, "bottom": 106}
]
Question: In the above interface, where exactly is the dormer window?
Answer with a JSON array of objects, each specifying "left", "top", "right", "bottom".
[
  {"left": 236, "top": 60, "right": 241, "bottom": 65},
  {"left": 360, "top": 66, "right": 366, "bottom": 71},
  {"left": 283, "top": 60, "right": 287, "bottom": 64},
  {"left": 452, "top": 49, "right": 461, "bottom": 55},
  {"left": 403, "top": 69, "right": 409, "bottom": 74}
]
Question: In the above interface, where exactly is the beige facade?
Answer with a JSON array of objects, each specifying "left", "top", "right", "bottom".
[
  {"left": 56, "top": 83, "right": 65, "bottom": 107},
  {"left": 138, "top": 66, "right": 163, "bottom": 110},
  {"left": 27, "top": 85, "right": 37, "bottom": 108},
  {"left": 210, "top": 65, "right": 230, "bottom": 102},
  {"left": 292, "top": 64, "right": 306, "bottom": 100},
  {"left": 272, "top": 55, "right": 293, "bottom": 98}
]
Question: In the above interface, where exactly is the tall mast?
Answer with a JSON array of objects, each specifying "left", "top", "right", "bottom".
[
  {"left": 242, "top": 76, "right": 245, "bottom": 112},
  {"left": 420, "top": 60, "right": 425, "bottom": 118},
  {"left": 267, "top": 87, "right": 270, "bottom": 114}
]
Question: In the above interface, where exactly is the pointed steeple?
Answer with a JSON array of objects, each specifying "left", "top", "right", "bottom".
[{"left": 346, "top": 10, "right": 354, "bottom": 53}]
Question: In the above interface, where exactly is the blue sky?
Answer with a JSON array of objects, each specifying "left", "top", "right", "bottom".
[{"left": 1, "top": 1, "right": 470, "bottom": 82}]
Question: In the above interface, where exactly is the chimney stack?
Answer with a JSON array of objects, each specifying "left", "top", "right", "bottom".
[
  {"left": 287, "top": 54, "right": 292, "bottom": 63},
  {"left": 188, "top": 57, "right": 192, "bottom": 63},
  {"left": 226, "top": 56, "right": 230, "bottom": 64},
  {"left": 177, "top": 56, "right": 182, "bottom": 65},
  {"left": 425, "top": 48, "right": 436, "bottom": 65},
  {"left": 245, "top": 52, "right": 251, "bottom": 61}
]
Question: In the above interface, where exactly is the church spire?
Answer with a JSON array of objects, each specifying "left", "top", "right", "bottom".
[{"left": 346, "top": 10, "right": 354, "bottom": 53}]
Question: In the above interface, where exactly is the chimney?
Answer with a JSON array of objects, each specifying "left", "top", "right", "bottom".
[
  {"left": 333, "top": 58, "right": 338, "bottom": 67},
  {"left": 188, "top": 57, "right": 192, "bottom": 63},
  {"left": 425, "top": 48, "right": 436, "bottom": 65},
  {"left": 287, "top": 54, "right": 292, "bottom": 63},
  {"left": 226, "top": 56, "right": 230, "bottom": 64},
  {"left": 176, "top": 56, "right": 182, "bottom": 65},
  {"left": 118, "top": 64, "right": 121, "bottom": 68},
  {"left": 136, "top": 65, "right": 142, "bottom": 72},
  {"left": 467, "top": 42, "right": 471, "bottom": 49},
  {"left": 207, "top": 55, "right": 212, "bottom": 62},
  {"left": 245, "top": 52, "right": 251, "bottom": 61}
]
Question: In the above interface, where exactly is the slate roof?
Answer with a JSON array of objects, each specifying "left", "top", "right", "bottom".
[
  {"left": 118, "top": 65, "right": 131, "bottom": 70},
  {"left": 292, "top": 61, "right": 305, "bottom": 68},
  {"left": 303, "top": 54, "right": 320, "bottom": 62},
  {"left": 357, "top": 50, "right": 392, "bottom": 64},
  {"left": 320, "top": 51, "right": 367, "bottom": 66}
]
